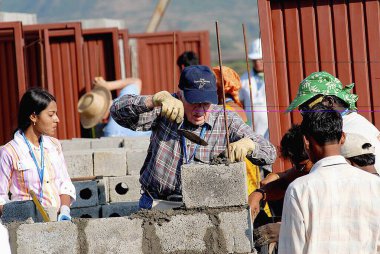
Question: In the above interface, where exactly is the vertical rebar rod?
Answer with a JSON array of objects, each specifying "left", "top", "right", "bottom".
[
  {"left": 242, "top": 24, "right": 255, "bottom": 131},
  {"left": 215, "top": 21, "right": 231, "bottom": 161}
]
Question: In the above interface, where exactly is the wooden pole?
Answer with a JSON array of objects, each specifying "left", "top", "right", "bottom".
[
  {"left": 242, "top": 24, "right": 255, "bottom": 131},
  {"left": 243, "top": 24, "right": 260, "bottom": 189},
  {"left": 215, "top": 21, "right": 231, "bottom": 161}
]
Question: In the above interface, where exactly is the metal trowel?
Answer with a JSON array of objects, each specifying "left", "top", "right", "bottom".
[{"left": 177, "top": 121, "right": 208, "bottom": 146}]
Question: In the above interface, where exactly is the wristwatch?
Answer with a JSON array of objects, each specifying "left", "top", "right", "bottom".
[{"left": 253, "top": 188, "right": 266, "bottom": 201}]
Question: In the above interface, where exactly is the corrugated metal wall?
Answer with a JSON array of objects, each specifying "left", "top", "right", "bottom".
[
  {"left": 130, "top": 31, "right": 210, "bottom": 95},
  {"left": 24, "top": 23, "right": 84, "bottom": 140},
  {"left": 83, "top": 28, "right": 122, "bottom": 95},
  {"left": 0, "top": 23, "right": 211, "bottom": 143},
  {"left": 0, "top": 22, "right": 26, "bottom": 144},
  {"left": 258, "top": 0, "right": 380, "bottom": 172}
]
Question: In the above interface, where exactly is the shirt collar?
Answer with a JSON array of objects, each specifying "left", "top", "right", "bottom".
[
  {"left": 14, "top": 130, "right": 54, "bottom": 152},
  {"left": 309, "top": 155, "right": 348, "bottom": 173}
]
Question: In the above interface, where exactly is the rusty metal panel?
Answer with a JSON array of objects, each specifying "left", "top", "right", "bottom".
[
  {"left": 130, "top": 31, "right": 211, "bottom": 95},
  {"left": 0, "top": 22, "right": 26, "bottom": 144},
  {"left": 258, "top": 0, "right": 380, "bottom": 172},
  {"left": 23, "top": 22, "right": 84, "bottom": 140},
  {"left": 82, "top": 28, "right": 122, "bottom": 95},
  {"left": 119, "top": 29, "right": 132, "bottom": 78}
]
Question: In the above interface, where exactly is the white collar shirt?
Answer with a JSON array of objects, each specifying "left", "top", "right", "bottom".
[{"left": 279, "top": 155, "right": 380, "bottom": 254}]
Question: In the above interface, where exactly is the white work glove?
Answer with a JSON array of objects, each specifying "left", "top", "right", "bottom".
[
  {"left": 58, "top": 205, "right": 72, "bottom": 221},
  {"left": 153, "top": 91, "right": 184, "bottom": 124},
  {"left": 228, "top": 138, "right": 256, "bottom": 162}
]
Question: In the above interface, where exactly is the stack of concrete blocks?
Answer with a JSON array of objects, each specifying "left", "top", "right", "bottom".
[
  {"left": 5, "top": 161, "right": 254, "bottom": 254},
  {"left": 61, "top": 136, "right": 150, "bottom": 219}
]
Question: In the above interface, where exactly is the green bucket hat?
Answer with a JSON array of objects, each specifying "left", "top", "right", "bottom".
[{"left": 286, "top": 71, "right": 358, "bottom": 112}]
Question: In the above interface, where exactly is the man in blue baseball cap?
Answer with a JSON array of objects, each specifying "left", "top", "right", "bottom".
[{"left": 110, "top": 65, "right": 276, "bottom": 209}]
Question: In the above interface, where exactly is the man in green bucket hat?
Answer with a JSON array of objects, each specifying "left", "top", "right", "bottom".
[
  {"left": 286, "top": 71, "right": 357, "bottom": 113},
  {"left": 287, "top": 71, "right": 380, "bottom": 173}
]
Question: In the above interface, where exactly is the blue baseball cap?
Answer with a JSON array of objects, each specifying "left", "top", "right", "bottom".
[{"left": 178, "top": 65, "right": 218, "bottom": 104}]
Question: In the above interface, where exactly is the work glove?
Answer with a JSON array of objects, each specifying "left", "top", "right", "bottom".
[
  {"left": 153, "top": 91, "right": 184, "bottom": 124},
  {"left": 58, "top": 205, "right": 72, "bottom": 221},
  {"left": 228, "top": 137, "right": 256, "bottom": 162},
  {"left": 253, "top": 223, "right": 281, "bottom": 246}
]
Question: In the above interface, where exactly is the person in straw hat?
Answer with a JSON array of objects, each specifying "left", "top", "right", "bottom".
[{"left": 78, "top": 77, "right": 151, "bottom": 137}]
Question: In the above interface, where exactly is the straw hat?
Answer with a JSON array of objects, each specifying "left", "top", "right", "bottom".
[{"left": 78, "top": 86, "right": 112, "bottom": 129}]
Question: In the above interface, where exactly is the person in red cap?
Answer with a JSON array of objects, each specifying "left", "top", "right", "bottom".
[{"left": 110, "top": 65, "right": 277, "bottom": 209}]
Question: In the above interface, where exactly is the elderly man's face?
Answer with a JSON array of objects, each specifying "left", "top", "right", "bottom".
[{"left": 179, "top": 92, "right": 211, "bottom": 126}]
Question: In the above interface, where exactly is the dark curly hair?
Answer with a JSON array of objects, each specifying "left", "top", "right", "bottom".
[{"left": 280, "top": 124, "right": 309, "bottom": 164}]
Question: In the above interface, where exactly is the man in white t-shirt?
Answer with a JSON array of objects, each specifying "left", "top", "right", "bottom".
[
  {"left": 239, "top": 38, "right": 268, "bottom": 139},
  {"left": 279, "top": 105, "right": 380, "bottom": 253},
  {"left": 287, "top": 71, "right": 380, "bottom": 173}
]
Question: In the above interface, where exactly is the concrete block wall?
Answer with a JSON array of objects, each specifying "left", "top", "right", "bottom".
[
  {"left": 7, "top": 207, "right": 252, "bottom": 254},
  {"left": 60, "top": 137, "right": 149, "bottom": 219},
  {"left": 5, "top": 161, "right": 253, "bottom": 253}
]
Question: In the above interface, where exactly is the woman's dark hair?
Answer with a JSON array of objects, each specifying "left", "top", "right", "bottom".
[
  {"left": 280, "top": 124, "right": 309, "bottom": 164},
  {"left": 348, "top": 154, "right": 376, "bottom": 167},
  {"left": 17, "top": 87, "right": 56, "bottom": 132},
  {"left": 301, "top": 104, "right": 343, "bottom": 145}
]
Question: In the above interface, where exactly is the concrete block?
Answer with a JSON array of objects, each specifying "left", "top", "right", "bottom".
[
  {"left": 91, "top": 137, "right": 123, "bottom": 149},
  {"left": 63, "top": 150, "right": 93, "bottom": 178},
  {"left": 61, "top": 139, "right": 91, "bottom": 151},
  {"left": 72, "top": 181, "right": 99, "bottom": 208},
  {"left": 109, "top": 175, "right": 141, "bottom": 202},
  {"left": 15, "top": 222, "right": 79, "bottom": 254},
  {"left": 84, "top": 217, "right": 143, "bottom": 254},
  {"left": 126, "top": 149, "right": 147, "bottom": 175},
  {"left": 93, "top": 148, "right": 127, "bottom": 176},
  {"left": 123, "top": 136, "right": 150, "bottom": 150},
  {"left": 182, "top": 162, "right": 248, "bottom": 208},
  {"left": 218, "top": 209, "right": 253, "bottom": 253},
  {"left": 154, "top": 213, "right": 213, "bottom": 253},
  {"left": 2, "top": 201, "right": 37, "bottom": 223},
  {"left": 97, "top": 177, "right": 109, "bottom": 205},
  {"left": 101, "top": 202, "right": 139, "bottom": 218},
  {"left": 71, "top": 206, "right": 101, "bottom": 219}
]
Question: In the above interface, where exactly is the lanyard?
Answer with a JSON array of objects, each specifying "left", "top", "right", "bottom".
[
  {"left": 22, "top": 132, "right": 44, "bottom": 201},
  {"left": 181, "top": 125, "right": 207, "bottom": 164}
]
